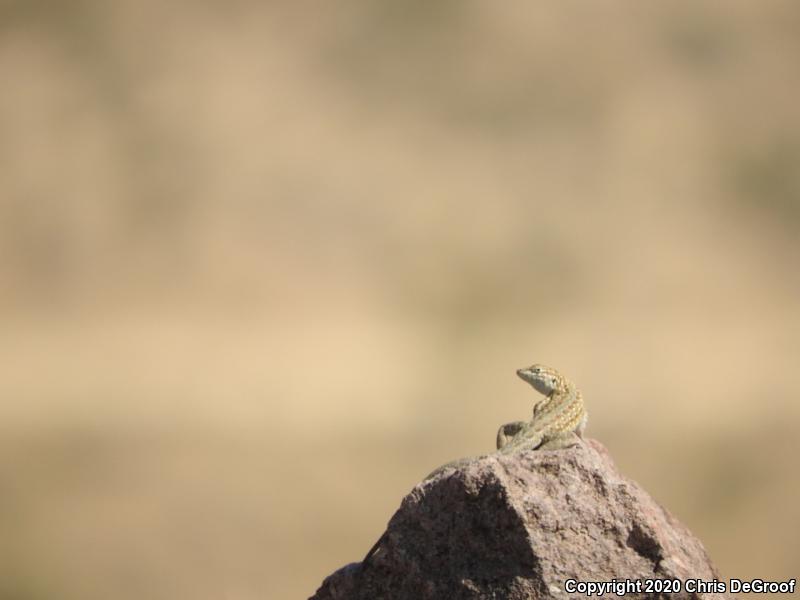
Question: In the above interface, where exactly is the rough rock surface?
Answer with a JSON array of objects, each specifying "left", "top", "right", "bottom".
[{"left": 310, "top": 439, "right": 732, "bottom": 600}]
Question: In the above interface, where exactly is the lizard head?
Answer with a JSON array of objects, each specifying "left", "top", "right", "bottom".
[{"left": 516, "top": 364, "right": 562, "bottom": 395}]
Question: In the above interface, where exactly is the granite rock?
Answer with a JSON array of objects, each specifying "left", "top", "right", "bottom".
[{"left": 310, "top": 439, "right": 730, "bottom": 600}]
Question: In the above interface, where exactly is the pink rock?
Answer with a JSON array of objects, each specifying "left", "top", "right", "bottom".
[{"left": 310, "top": 439, "right": 731, "bottom": 600}]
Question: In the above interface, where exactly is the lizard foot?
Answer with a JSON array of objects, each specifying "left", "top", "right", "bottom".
[{"left": 537, "top": 432, "right": 582, "bottom": 451}]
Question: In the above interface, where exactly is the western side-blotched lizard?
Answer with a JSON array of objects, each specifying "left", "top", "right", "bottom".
[{"left": 426, "top": 363, "right": 587, "bottom": 478}]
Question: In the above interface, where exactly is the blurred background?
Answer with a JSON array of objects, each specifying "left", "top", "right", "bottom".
[{"left": 1, "top": 1, "right": 799, "bottom": 598}]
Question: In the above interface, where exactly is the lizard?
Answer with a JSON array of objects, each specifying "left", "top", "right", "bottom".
[
  {"left": 496, "top": 363, "right": 587, "bottom": 453},
  {"left": 361, "top": 364, "right": 587, "bottom": 569},
  {"left": 424, "top": 363, "right": 587, "bottom": 479}
]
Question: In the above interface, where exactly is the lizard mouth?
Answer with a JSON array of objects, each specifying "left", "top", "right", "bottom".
[{"left": 516, "top": 368, "right": 531, "bottom": 381}]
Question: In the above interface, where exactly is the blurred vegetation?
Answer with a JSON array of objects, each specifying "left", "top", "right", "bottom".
[{"left": 731, "top": 139, "right": 800, "bottom": 226}]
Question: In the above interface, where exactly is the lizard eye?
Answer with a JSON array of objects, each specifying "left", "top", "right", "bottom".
[{"left": 532, "top": 367, "right": 540, "bottom": 374}]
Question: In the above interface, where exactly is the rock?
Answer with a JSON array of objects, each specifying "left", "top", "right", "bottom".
[{"left": 310, "top": 439, "right": 731, "bottom": 600}]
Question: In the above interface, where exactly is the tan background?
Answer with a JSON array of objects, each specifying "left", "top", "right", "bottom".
[{"left": 1, "top": 1, "right": 799, "bottom": 598}]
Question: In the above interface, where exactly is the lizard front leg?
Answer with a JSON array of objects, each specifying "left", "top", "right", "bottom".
[{"left": 496, "top": 421, "right": 527, "bottom": 450}]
